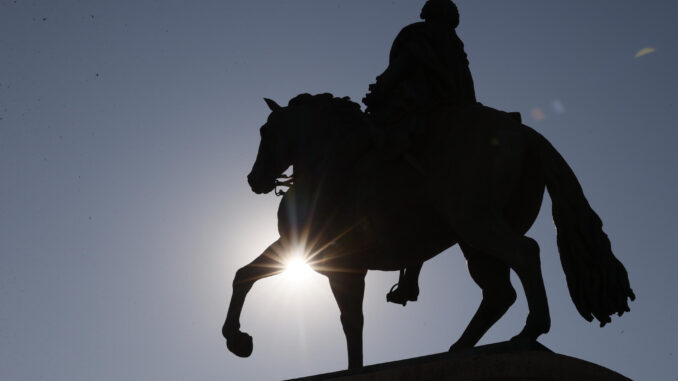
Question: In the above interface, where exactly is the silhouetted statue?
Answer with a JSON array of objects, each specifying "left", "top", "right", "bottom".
[
  {"left": 363, "top": 0, "right": 477, "bottom": 306},
  {"left": 222, "top": 93, "right": 634, "bottom": 369},
  {"left": 222, "top": 0, "right": 634, "bottom": 371}
]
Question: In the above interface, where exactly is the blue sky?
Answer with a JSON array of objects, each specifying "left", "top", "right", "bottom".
[{"left": 1, "top": 1, "right": 677, "bottom": 380}]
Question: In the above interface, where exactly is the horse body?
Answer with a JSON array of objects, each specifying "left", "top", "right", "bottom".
[
  {"left": 223, "top": 94, "right": 633, "bottom": 370},
  {"left": 302, "top": 104, "right": 544, "bottom": 272}
]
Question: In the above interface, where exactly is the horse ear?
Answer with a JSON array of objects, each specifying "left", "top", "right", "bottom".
[{"left": 264, "top": 98, "right": 282, "bottom": 111}]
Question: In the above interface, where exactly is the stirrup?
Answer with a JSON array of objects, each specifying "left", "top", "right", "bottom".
[
  {"left": 386, "top": 283, "right": 409, "bottom": 306},
  {"left": 386, "top": 282, "right": 418, "bottom": 306}
]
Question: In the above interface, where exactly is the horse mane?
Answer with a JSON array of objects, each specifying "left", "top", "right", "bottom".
[
  {"left": 287, "top": 93, "right": 367, "bottom": 133},
  {"left": 284, "top": 93, "right": 371, "bottom": 179}
]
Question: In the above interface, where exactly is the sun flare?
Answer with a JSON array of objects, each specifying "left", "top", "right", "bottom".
[{"left": 283, "top": 254, "right": 314, "bottom": 281}]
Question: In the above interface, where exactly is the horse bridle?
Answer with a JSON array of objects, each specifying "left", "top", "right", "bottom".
[{"left": 274, "top": 174, "right": 294, "bottom": 196}]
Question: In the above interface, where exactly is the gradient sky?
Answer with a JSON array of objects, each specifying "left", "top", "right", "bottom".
[{"left": 1, "top": 1, "right": 677, "bottom": 380}]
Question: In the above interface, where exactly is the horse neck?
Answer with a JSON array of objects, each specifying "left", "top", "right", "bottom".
[
  {"left": 290, "top": 103, "right": 370, "bottom": 193},
  {"left": 291, "top": 118, "right": 335, "bottom": 182},
  {"left": 291, "top": 154, "right": 330, "bottom": 194}
]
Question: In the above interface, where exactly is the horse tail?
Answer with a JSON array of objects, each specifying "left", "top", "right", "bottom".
[{"left": 529, "top": 128, "right": 635, "bottom": 326}]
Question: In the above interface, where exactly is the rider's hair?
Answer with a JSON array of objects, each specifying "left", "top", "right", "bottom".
[{"left": 420, "top": 0, "right": 460, "bottom": 28}]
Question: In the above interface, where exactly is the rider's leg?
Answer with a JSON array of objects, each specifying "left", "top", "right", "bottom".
[
  {"left": 223, "top": 239, "right": 286, "bottom": 357},
  {"left": 404, "top": 264, "right": 422, "bottom": 296},
  {"left": 329, "top": 271, "right": 367, "bottom": 369},
  {"left": 450, "top": 243, "right": 516, "bottom": 350}
]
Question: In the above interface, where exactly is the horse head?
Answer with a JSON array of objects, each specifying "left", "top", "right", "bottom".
[
  {"left": 247, "top": 98, "right": 296, "bottom": 194},
  {"left": 248, "top": 93, "right": 366, "bottom": 194}
]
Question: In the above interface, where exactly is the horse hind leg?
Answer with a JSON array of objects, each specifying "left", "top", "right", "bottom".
[
  {"left": 509, "top": 236, "right": 551, "bottom": 342},
  {"left": 447, "top": 213, "right": 550, "bottom": 343},
  {"left": 450, "top": 244, "right": 517, "bottom": 351}
]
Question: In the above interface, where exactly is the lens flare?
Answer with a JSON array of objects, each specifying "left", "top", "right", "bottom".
[
  {"left": 531, "top": 108, "right": 545, "bottom": 121},
  {"left": 283, "top": 254, "right": 313, "bottom": 281},
  {"left": 551, "top": 100, "right": 565, "bottom": 115},
  {"left": 634, "top": 47, "right": 656, "bottom": 58}
]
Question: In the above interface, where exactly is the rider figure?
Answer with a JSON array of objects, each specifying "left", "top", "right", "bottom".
[{"left": 363, "top": 0, "right": 477, "bottom": 305}]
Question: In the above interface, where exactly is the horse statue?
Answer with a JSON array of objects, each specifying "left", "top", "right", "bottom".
[{"left": 222, "top": 93, "right": 634, "bottom": 369}]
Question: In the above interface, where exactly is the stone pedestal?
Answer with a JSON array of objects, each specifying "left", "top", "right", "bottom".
[{"left": 286, "top": 341, "right": 630, "bottom": 381}]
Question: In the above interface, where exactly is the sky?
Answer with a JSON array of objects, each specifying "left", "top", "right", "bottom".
[{"left": 1, "top": 1, "right": 677, "bottom": 380}]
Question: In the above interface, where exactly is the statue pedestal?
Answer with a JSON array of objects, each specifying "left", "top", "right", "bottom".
[{"left": 286, "top": 341, "right": 630, "bottom": 381}]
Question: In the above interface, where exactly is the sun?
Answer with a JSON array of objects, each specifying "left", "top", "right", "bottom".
[{"left": 283, "top": 253, "right": 314, "bottom": 281}]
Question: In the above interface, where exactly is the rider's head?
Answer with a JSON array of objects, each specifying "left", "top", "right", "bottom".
[{"left": 420, "top": 0, "right": 460, "bottom": 28}]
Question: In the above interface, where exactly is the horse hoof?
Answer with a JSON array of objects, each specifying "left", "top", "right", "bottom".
[
  {"left": 511, "top": 313, "right": 550, "bottom": 343},
  {"left": 509, "top": 333, "right": 535, "bottom": 344},
  {"left": 226, "top": 330, "right": 253, "bottom": 358},
  {"left": 510, "top": 326, "right": 546, "bottom": 344},
  {"left": 448, "top": 342, "right": 471, "bottom": 352}
]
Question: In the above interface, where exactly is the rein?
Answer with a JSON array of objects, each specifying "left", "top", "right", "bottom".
[{"left": 274, "top": 174, "right": 294, "bottom": 196}]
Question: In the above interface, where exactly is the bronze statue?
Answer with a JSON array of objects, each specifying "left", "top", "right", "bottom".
[
  {"left": 222, "top": 93, "right": 634, "bottom": 369},
  {"left": 222, "top": 0, "right": 634, "bottom": 371}
]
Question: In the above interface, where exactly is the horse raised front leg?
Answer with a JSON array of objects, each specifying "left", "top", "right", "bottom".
[
  {"left": 328, "top": 271, "right": 366, "bottom": 369},
  {"left": 223, "top": 239, "right": 285, "bottom": 357}
]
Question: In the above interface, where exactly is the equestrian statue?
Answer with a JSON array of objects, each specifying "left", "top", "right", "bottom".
[{"left": 221, "top": 0, "right": 634, "bottom": 370}]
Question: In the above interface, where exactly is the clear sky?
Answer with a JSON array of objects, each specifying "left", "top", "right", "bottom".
[{"left": 1, "top": 1, "right": 677, "bottom": 380}]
